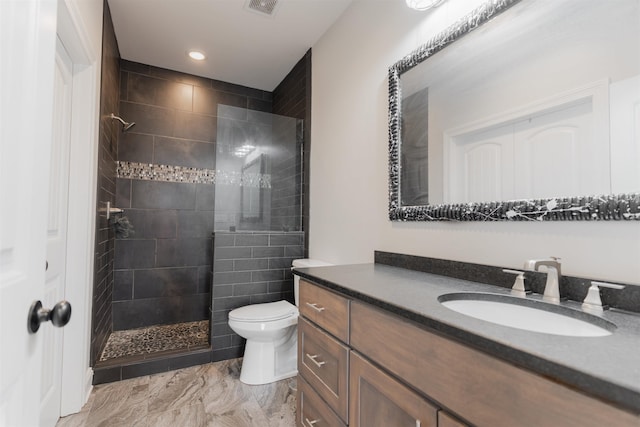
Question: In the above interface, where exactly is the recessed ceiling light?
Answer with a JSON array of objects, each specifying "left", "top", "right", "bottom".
[{"left": 188, "top": 50, "right": 206, "bottom": 61}]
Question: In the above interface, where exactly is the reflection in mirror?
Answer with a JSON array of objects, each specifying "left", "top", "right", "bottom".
[
  {"left": 215, "top": 105, "right": 303, "bottom": 231},
  {"left": 401, "top": 88, "right": 429, "bottom": 205},
  {"left": 241, "top": 154, "right": 264, "bottom": 223},
  {"left": 389, "top": 0, "right": 640, "bottom": 221}
]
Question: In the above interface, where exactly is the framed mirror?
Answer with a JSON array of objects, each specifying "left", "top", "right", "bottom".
[{"left": 388, "top": 0, "right": 640, "bottom": 221}]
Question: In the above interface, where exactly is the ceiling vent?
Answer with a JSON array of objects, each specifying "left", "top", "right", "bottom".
[{"left": 245, "top": 0, "right": 279, "bottom": 17}]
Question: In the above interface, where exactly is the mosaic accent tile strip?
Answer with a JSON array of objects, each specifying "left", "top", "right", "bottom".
[
  {"left": 217, "top": 170, "right": 272, "bottom": 188},
  {"left": 99, "top": 320, "right": 209, "bottom": 362},
  {"left": 117, "top": 161, "right": 271, "bottom": 188}
]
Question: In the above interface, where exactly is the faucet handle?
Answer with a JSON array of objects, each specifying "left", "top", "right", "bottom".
[
  {"left": 582, "top": 281, "right": 625, "bottom": 313},
  {"left": 502, "top": 269, "right": 527, "bottom": 298},
  {"left": 591, "top": 281, "right": 625, "bottom": 290}
]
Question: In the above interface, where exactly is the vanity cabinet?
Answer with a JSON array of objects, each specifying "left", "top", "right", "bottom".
[
  {"left": 298, "top": 280, "right": 350, "bottom": 425},
  {"left": 350, "top": 300, "right": 639, "bottom": 427},
  {"left": 297, "top": 278, "right": 639, "bottom": 427},
  {"left": 297, "top": 279, "right": 463, "bottom": 427}
]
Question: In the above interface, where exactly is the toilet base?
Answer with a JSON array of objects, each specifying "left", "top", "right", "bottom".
[{"left": 239, "top": 330, "right": 298, "bottom": 385}]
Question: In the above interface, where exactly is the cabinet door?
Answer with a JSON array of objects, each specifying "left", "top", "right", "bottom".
[{"left": 350, "top": 351, "right": 437, "bottom": 427}]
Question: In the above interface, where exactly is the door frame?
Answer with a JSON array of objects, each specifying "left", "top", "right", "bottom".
[{"left": 56, "top": 0, "right": 102, "bottom": 416}]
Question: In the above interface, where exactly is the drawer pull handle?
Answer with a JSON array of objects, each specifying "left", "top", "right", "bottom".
[
  {"left": 306, "top": 353, "right": 326, "bottom": 368},
  {"left": 306, "top": 302, "right": 325, "bottom": 312},
  {"left": 304, "top": 418, "right": 319, "bottom": 426}
]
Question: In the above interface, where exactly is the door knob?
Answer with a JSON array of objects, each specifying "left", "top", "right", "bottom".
[{"left": 27, "top": 300, "right": 71, "bottom": 334}]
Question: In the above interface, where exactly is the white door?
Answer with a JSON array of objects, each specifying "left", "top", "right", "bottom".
[
  {"left": 610, "top": 74, "right": 640, "bottom": 194},
  {"left": 446, "top": 123, "right": 514, "bottom": 203},
  {"left": 446, "top": 96, "right": 605, "bottom": 203},
  {"left": 0, "top": 0, "right": 59, "bottom": 426},
  {"left": 40, "top": 38, "right": 74, "bottom": 427},
  {"left": 513, "top": 99, "right": 602, "bottom": 199}
]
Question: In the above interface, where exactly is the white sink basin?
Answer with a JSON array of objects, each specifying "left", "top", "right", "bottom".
[{"left": 439, "top": 293, "right": 615, "bottom": 337}]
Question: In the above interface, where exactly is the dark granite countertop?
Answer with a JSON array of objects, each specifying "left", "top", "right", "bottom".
[{"left": 294, "top": 263, "right": 640, "bottom": 415}]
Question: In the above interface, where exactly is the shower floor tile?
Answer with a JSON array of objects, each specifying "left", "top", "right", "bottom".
[{"left": 100, "top": 320, "right": 209, "bottom": 362}]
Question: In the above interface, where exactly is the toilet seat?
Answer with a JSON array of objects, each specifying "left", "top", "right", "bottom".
[{"left": 229, "top": 300, "right": 298, "bottom": 322}]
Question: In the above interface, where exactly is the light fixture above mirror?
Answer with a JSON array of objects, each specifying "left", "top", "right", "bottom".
[{"left": 405, "top": 0, "right": 445, "bottom": 11}]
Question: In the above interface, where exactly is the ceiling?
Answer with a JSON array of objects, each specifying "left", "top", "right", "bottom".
[{"left": 108, "top": 0, "right": 353, "bottom": 92}]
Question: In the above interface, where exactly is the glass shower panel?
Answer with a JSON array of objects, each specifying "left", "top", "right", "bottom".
[{"left": 215, "top": 105, "right": 302, "bottom": 232}]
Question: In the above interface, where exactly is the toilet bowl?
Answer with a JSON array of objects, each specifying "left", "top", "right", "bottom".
[{"left": 228, "top": 258, "right": 332, "bottom": 385}]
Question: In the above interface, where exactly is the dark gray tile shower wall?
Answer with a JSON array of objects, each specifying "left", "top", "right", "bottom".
[
  {"left": 91, "top": 1, "right": 120, "bottom": 366},
  {"left": 211, "top": 231, "right": 304, "bottom": 361},
  {"left": 113, "top": 60, "right": 273, "bottom": 331},
  {"left": 272, "top": 50, "right": 311, "bottom": 256}
]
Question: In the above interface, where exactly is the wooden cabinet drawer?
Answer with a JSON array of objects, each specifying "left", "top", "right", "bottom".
[
  {"left": 438, "top": 411, "right": 469, "bottom": 427},
  {"left": 350, "top": 301, "right": 640, "bottom": 427},
  {"left": 298, "top": 317, "right": 349, "bottom": 422},
  {"left": 350, "top": 351, "right": 437, "bottom": 427},
  {"left": 297, "top": 376, "right": 347, "bottom": 427},
  {"left": 299, "top": 279, "right": 350, "bottom": 343}
]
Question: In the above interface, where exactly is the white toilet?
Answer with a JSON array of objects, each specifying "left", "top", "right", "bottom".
[{"left": 228, "top": 258, "right": 331, "bottom": 385}]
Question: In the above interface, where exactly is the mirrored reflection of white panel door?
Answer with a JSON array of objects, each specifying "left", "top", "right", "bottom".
[
  {"left": 464, "top": 143, "right": 504, "bottom": 203},
  {"left": 447, "top": 124, "right": 514, "bottom": 203},
  {"left": 610, "top": 74, "right": 640, "bottom": 194},
  {"left": 40, "top": 37, "right": 73, "bottom": 427},
  {"left": 513, "top": 99, "right": 604, "bottom": 200},
  {"left": 446, "top": 92, "right": 607, "bottom": 203}
]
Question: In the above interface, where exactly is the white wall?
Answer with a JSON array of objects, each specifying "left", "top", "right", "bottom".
[{"left": 310, "top": 0, "right": 640, "bottom": 284}]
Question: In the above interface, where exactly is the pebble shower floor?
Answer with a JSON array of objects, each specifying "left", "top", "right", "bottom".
[{"left": 100, "top": 320, "right": 209, "bottom": 361}]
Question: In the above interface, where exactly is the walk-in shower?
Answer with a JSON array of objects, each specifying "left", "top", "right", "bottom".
[
  {"left": 92, "top": 6, "right": 310, "bottom": 384},
  {"left": 94, "top": 103, "right": 304, "bottom": 379}
]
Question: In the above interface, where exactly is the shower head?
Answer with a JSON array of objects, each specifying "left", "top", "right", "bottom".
[{"left": 109, "top": 113, "right": 136, "bottom": 132}]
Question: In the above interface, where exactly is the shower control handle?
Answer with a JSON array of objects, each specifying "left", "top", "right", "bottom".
[{"left": 27, "top": 300, "right": 72, "bottom": 334}]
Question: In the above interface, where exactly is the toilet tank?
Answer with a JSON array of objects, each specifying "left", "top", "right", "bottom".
[{"left": 292, "top": 259, "right": 332, "bottom": 306}]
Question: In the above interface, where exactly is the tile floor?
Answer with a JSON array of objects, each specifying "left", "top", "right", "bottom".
[
  {"left": 99, "top": 321, "right": 209, "bottom": 361},
  {"left": 56, "top": 359, "right": 296, "bottom": 427}
]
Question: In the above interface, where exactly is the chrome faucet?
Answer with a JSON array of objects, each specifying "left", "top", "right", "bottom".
[{"left": 524, "top": 257, "right": 562, "bottom": 303}]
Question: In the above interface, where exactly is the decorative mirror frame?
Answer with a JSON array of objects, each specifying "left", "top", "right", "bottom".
[{"left": 388, "top": 0, "right": 640, "bottom": 221}]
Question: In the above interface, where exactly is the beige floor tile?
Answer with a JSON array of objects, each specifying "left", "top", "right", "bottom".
[
  {"left": 147, "top": 365, "right": 207, "bottom": 414},
  {"left": 55, "top": 358, "right": 296, "bottom": 427},
  {"left": 147, "top": 402, "right": 207, "bottom": 427},
  {"left": 205, "top": 399, "right": 271, "bottom": 427}
]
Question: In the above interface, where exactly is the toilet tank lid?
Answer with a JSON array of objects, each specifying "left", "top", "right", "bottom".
[
  {"left": 229, "top": 300, "right": 298, "bottom": 322},
  {"left": 292, "top": 259, "right": 333, "bottom": 268}
]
